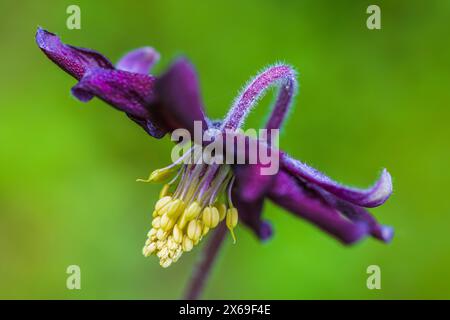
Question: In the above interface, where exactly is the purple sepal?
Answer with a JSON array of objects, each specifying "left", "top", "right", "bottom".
[
  {"left": 232, "top": 164, "right": 276, "bottom": 203},
  {"left": 233, "top": 191, "right": 273, "bottom": 241},
  {"left": 281, "top": 153, "right": 393, "bottom": 208},
  {"left": 36, "top": 27, "right": 114, "bottom": 80},
  {"left": 259, "top": 220, "right": 274, "bottom": 241},
  {"left": 155, "top": 58, "right": 209, "bottom": 136}
]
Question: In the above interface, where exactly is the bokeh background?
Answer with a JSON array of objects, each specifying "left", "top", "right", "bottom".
[{"left": 1, "top": 0, "right": 449, "bottom": 299}]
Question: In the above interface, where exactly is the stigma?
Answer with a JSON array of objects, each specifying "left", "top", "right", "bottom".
[{"left": 140, "top": 146, "right": 239, "bottom": 268}]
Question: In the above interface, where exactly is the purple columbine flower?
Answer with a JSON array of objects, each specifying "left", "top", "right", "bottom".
[{"left": 36, "top": 28, "right": 393, "bottom": 299}]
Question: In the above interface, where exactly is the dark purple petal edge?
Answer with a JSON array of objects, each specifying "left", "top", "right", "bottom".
[
  {"left": 268, "top": 170, "right": 370, "bottom": 244},
  {"left": 36, "top": 27, "right": 114, "bottom": 80},
  {"left": 116, "top": 47, "right": 160, "bottom": 74}
]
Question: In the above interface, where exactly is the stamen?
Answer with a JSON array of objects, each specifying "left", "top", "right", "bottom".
[
  {"left": 136, "top": 145, "right": 194, "bottom": 183},
  {"left": 226, "top": 176, "right": 236, "bottom": 208},
  {"left": 136, "top": 165, "right": 179, "bottom": 183},
  {"left": 141, "top": 149, "right": 240, "bottom": 268},
  {"left": 159, "top": 184, "right": 171, "bottom": 198}
]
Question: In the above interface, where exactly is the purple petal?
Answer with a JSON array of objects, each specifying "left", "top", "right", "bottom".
[
  {"left": 72, "top": 69, "right": 154, "bottom": 118},
  {"left": 316, "top": 190, "right": 394, "bottom": 243},
  {"left": 71, "top": 68, "right": 166, "bottom": 138},
  {"left": 155, "top": 58, "right": 209, "bottom": 135},
  {"left": 232, "top": 191, "right": 273, "bottom": 241},
  {"left": 220, "top": 133, "right": 278, "bottom": 202},
  {"left": 116, "top": 47, "right": 160, "bottom": 74},
  {"left": 268, "top": 170, "right": 370, "bottom": 244},
  {"left": 36, "top": 27, "right": 114, "bottom": 80},
  {"left": 281, "top": 153, "right": 393, "bottom": 208},
  {"left": 341, "top": 204, "right": 394, "bottom": 243}
]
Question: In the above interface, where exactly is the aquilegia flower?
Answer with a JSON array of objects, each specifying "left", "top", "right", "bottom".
[{"left": 37, "top": 27, "right": 393, "bottom": 297}]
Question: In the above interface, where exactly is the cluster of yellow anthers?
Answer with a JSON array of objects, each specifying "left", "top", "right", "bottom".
[{"left": 140, "top": 148, "right": 239, "bottom": 268}]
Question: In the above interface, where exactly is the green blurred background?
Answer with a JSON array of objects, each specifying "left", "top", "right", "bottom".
[{"left": 1, "top": 0, "right": 449, "bottom": 299}]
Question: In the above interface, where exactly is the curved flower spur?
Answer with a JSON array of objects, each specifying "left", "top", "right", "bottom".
[{"left": 36, "top": 28, "right": 393, "bottom": 298}]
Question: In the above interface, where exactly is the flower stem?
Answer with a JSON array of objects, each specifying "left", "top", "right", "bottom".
[{"left": 184, "top": 223, "right": 227, "bottom": 300}]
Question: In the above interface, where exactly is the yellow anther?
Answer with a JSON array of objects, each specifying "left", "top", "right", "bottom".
[
  {"left": 166, "top": 199, "right": 184, "bottom": 219},
  {"left": 137, "top": 166, "right": 179, "bottom": 183},
  {"left": 156, "top": 228, "right": 167, "bottom": 240},
  {"left": 147, "top": 228, "right": 157, "bottom": 238},
  {"left": 142, "top": 163, "right": 237, "bottom": 268},
  {"left": 177, "top": 214, "right": 188, "bottom": 229},
  {"left": 226, "top": 208, "right": 238, "bottom": 228},
  {"left": 226, "top": 207, "right": 239, "bottom": 243},
  {"left": 172, "top": 224, "right": 183, "bottom": 243},
  {"left": 162, "top": 215, "right": 175, "bottom": 232},
  {"left": 215, "top": 202, "right": 227, "bottom": 221},
  {"left": 149, "top": 242, "right": 157, "bottom": 252},
  {"left": 152, "top": 216, "right": 161, "bottom": 228},
  {"left": 143, "top": 242, "right": 156, "bottom": 256},
  {"left": 156, "top": 240, "right": 165, "bottom": 250},
  {"left": 202, "top": 206, "right": 219, "bottom": 228},
  {"left": 159, "top": 184, "right": 171, "bottom": 199},
  {"left": 182, "top": 236, "right": 193, "bottom": 252},
  {"left": 160, "top": 259, "right": 172, "bottom": 268},
  {"left": 157, "top": 247, "right": 169, "bottom": 259},
  {"left": 187, "top": 220, "right": 197, "bottom": 240},
  {"left": 155, "top": 196, "right": 172, "bottom": 212},
  {"left": 172, "top": 249, "right": 182, "bottom": 262},
  {"left": 185, "top": 201, "right": 202, "bottom": 220},
  {"left": 194, "top": 220, "right": 203, "bottom": 242},
  {"left": 210, "top": 207, "right": 220, "bottom": 228},
  {"left": 202, "top": 207, "right": 212, "bottom": 227},
  {"left": 160, "top": 214, "right": 170, "bottom": 229},
  {"left": 167, "top": 237, "right": 178, "bottom": 250}
]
